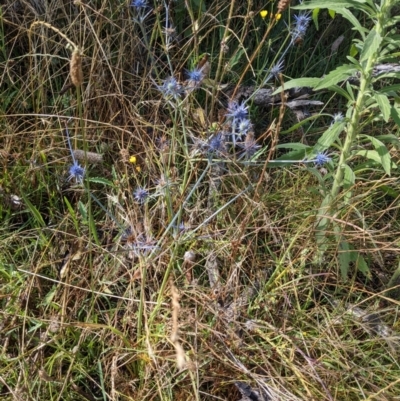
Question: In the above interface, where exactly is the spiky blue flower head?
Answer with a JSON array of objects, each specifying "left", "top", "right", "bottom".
[
  {"left": 226, "top": 101, "right": 248, "bottom": 121},
  {"left": 187, "top": 68, "right": 204, "bottom": 84},
  {"left": 207, "top": 132, "right": 226, "bottom": 154},
  {"left": 133, "top": 187, "right": 149, "bottom": 204},
  {"left": 237, "top": 118, "right": 252, "bottom": 137},
  {"left": 68, "top": 161, "right": 85, "bottom": 183},
  {"left": 270, "top": 59, "right": 284, "bottom": 79},
  {"left": 158, "top": 76, "right": 182, "bottom": 99},
  {"left": 131, "top": 0, "right": 147, "bottom": 10},
  {"left": 293, "top": 12, "right": 311, "bottom": 28},
  {"left": 313, "top": 151, "right": 331, "bottom": 167},
  {"left": 291, "top": 12, "right": 311, "bottom": 42}
]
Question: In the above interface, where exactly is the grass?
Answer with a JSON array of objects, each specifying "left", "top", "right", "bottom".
[{"left": 1, "top": 0, "right": 400, "bottom": 400}]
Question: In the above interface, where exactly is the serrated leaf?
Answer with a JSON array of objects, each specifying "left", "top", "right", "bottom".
[
  {"left": 272, "top": 78, "right": 321, "bottom": 95},
  {"left": 315, "top": 64, "right": 357, "bottom": 90},
  {"left": 374, "top": 92, "right": 391, "bottom": 122},
  {"left": 87, "top": 177, "right": 115, "bottom": 186},
  {"left": 360, "top": 29, "right": 382, "bottom": 62}
]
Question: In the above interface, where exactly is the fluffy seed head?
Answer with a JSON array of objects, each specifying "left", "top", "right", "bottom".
[{"left": 70, "top": 49, "right": 83, "bottom": 87}]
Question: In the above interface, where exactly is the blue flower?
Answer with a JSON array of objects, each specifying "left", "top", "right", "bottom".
[
  {"left": 291, "top": 12, "right": 311, "bottom": 43},
  {"left": 237, "top": 118, "right": 252, "bottom": 137},
  {"left": 64, "top": 124, "right": 85, "bottom": 184},
  {"left": 68, "top": 161, "right": 85, "bottom": 183},
  {"left": 207, "top": 133, "right": 226, "bottom": 154},
  {"left": 131, "top": 0, "right": 148, "bottom": 10},
  {"left": 187, "top": 68, "right": 204, "bottom": 84},
  {"left": 313, "top": 151, "right": 331, "bottom": 167},
  {"left": 265, "top": 59, "right": 284, "bottom": 83},
  {"left": 157, "top": 76, "right": 182, "bottom": 99},
  {"left": 226, "top": 101, "right": 248, "bottom": 121},
  {"left": 134, "top": 187, "right": 149, "bottom": 203}
]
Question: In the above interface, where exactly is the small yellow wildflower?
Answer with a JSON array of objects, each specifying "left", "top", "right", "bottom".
[
  {"left": 260, "top": 10, "right": 268, "bottom": 19},
  {"left": 135, "top": 166, "right": 141, "bottom": 172},
  {"left": 129, "top": 155, "right": 137, "bottom": 164},
  {"left": 275, "top": 13, "right": 282, "bottom": 20}
]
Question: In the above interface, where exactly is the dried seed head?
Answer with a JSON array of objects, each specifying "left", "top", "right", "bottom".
[
  {"left": 277, "top": 0, "right": 290, "bottom": 13},
  {"left": 70, "top": 49, "right": 83, "bottom": 87},
  {"left": 73, "top": 149, "right": 103, "bottom": 164}
]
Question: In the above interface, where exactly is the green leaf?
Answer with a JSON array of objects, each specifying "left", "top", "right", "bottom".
[
  {"left": 87, "top": 177, "right": 115, "bottom": 187},
  {"left": 22, "top": 196, "right": 46, "bottom": 228},
  {"left": 272, "top": 78, "right": 321, "bottom": 95},
  {"left": 376, "top": 134, "right": 400, "bottom": 147},
  {"left": 374, "top": 92, "right": 391, "bottom": 122},
  {"left": 312, "top": 8, "right": 320, "bottom": 30},
  {"left": 64, "top": 196, "right": 80, "bottom": 235},
  {"left": 350, "top": 44, "right": 359, "bottom": 57},
  {"left": 354, "top": 149, "right": 392, "bottom": 175},
  {"left": 78, "top": 201, "right": 88, "bottom": 222},
  {"left": 328, "top": 85, "right": 354, "bottom": 102},
  {"left": 294, "top": 0, "right": 368, "bottom": 8},
  {"left": 390, "top": 106, "right": 400, "bottom": 127},
  {"left": 313, "top": 121, "right": 346, "bottom": 152},
  {"left": 276, "top": 143, "right": 311, "bottom": 150},
  {"left": 314, "top": 64, "right": 358, "bottom": 90},
  {"left": 328, "top": 9, "right": 336, "bottom": 18},
  {"left": 363, "top": 135, "right": 392, "bottom": 175},
  {"left": 353, "top": 253, "right": 371, "bottom": 279},
  {"left": 360, "top": 29, "right": 382, "bottom": 63},
  {"left": 295, "top": 3, "right": 368, "bottom": 38}
]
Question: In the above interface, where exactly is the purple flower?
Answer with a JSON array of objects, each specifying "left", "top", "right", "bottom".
[
  {"left": 265, "top": 59, "right": 285, "bottom": 83},
  {"left": 226, "top": 101, "right": 248, "bottom": 121},
  {"left": 64, "top": 124, "right": 85, "bottom": 184},
  {"left": 313, "top": 152, "right": 331, "bottom": 167},
  {"left": 207, "top": 133, "right": 226, "bottom": 154},
  {"left": 131, "top": 0, "right": 148, "bottom": 10},
  {"left": 133, "top": 187, "right": 149, "bottom": 203},
  {"left": 157, "top": 76, "right": 182, "bottom": 99},
  {"left": 68, "top": 161, "right": 85, "bottom": 183},
  {"left": 237, "top": 118, "right": 252, "bottom": 136},
  {"left": 291, "top": 12, "right": 311, "bottom": 43},
  {"left": 187, "top": 68, "right": 204, "bottom": 84}
]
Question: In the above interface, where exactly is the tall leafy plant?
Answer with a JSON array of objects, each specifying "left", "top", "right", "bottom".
[{"left": 284, "top": 0, "right": 400, "bottom": 278}]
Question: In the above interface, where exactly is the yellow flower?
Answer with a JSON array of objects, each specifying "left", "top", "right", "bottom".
[
  {"left": 275, "top": 13, "right": 282, "bottom": 20},
  {"left": 129, "top": 155, "right": 137, "bottom": 164},
  {"left": 136, "top": 166, "right": 141, "bottom": 172},
  {"left": 260, "top": 10, "right": 268, "bottom": 19}
]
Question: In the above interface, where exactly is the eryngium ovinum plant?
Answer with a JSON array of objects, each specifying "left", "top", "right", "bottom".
[{"left": 282, "top": 0, "right": 400, "bottom": 278}]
